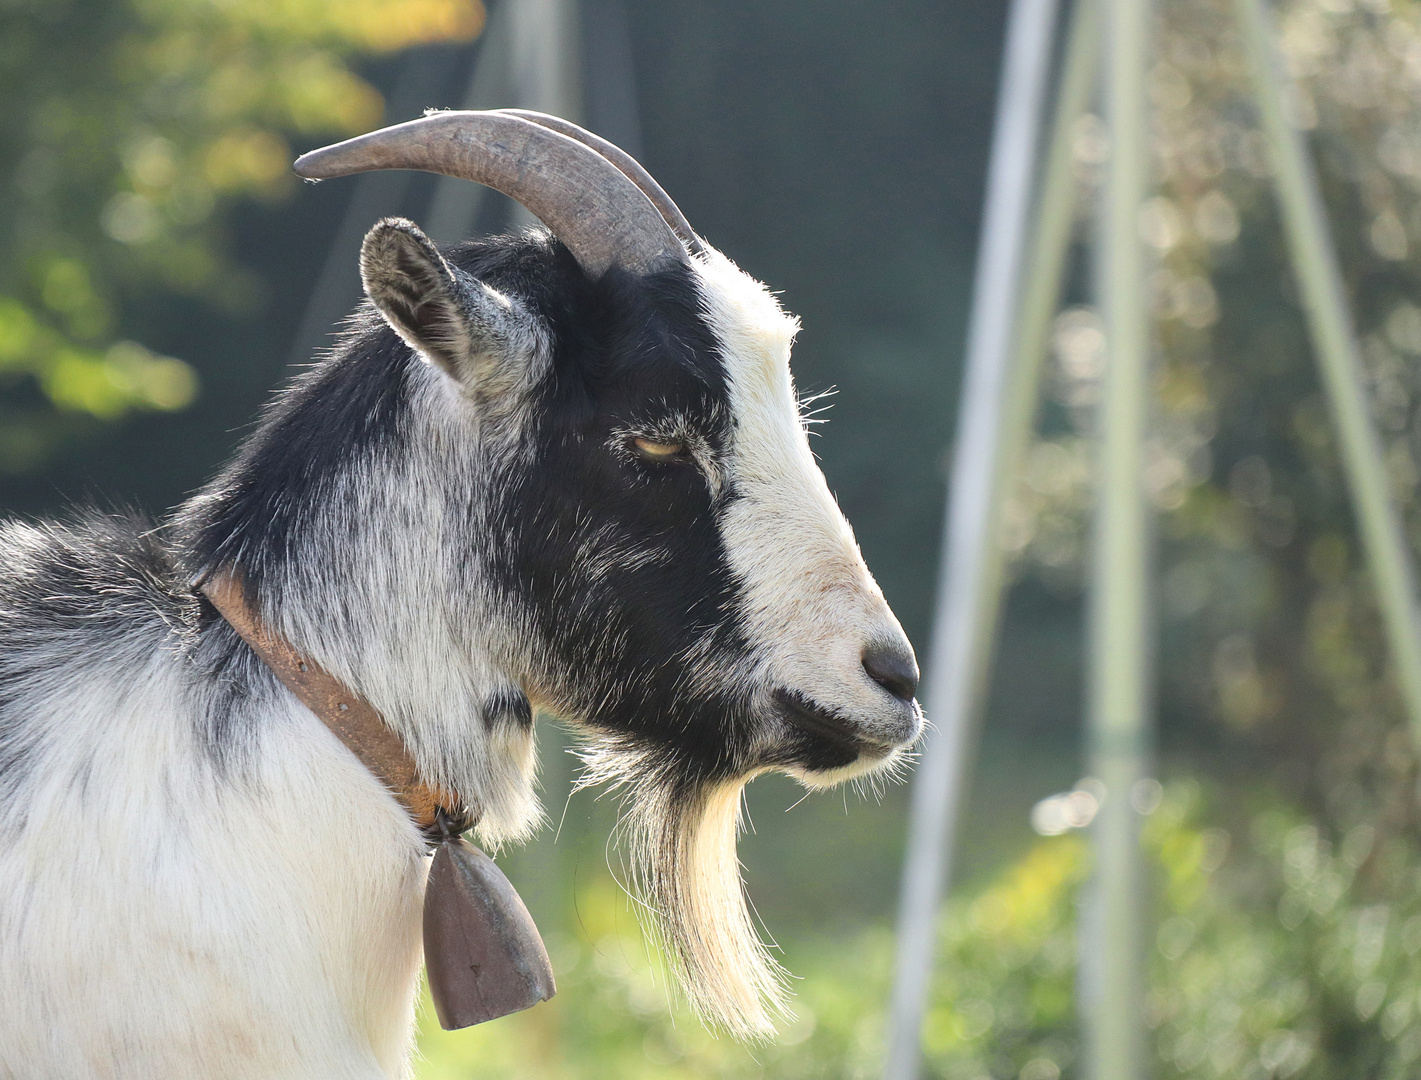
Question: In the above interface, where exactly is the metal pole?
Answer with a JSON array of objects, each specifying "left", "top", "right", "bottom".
[
  {"left": 883, "top": 1, "right": 1062, "bottom": 1076},
  {"left": 1084, "top": 0, "right": 1151, "bottom": 1075},
  {"left": 1235, "top": 0, "right": 1421, "bottom": 745},
  {"left": 423, "top": 1, "right": 516, "bottom": 243},
  {"left": 1004, "top": 0, "right": 1102, "bottom": 500}
]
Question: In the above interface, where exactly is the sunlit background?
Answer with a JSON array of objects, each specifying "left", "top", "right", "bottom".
[{"left": 7, "top": 0, "right": 1421, "bottom": 1076}]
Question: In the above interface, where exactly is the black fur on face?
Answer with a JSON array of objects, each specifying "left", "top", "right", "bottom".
[
  {"left": 182, "top": 228, "right": 767, "bottom": 778},
  {"left": 441, "top": 237, "right": 841, "bottom": 1038},
  {"left": 466, "top": 253, "right": 766, "bottom": 786}
]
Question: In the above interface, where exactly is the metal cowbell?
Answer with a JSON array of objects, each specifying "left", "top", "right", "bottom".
[{"left": 423, "top": 837, "right": 556, "bottom": 1029}]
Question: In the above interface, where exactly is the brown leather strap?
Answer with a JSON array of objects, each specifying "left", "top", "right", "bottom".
[
  {"left": 200, "top": 568, "right": 458, "bottom": 830},
  {"left": 201, "top": 569, "right": 553, "bottom": 1030}
]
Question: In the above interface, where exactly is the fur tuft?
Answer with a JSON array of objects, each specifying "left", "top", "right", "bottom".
[{"left": 575, "top": 739, "right": 789, "bottom": 1040}]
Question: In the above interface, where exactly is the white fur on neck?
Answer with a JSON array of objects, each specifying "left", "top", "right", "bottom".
[
  {"left": 0, "top": 620, "right": 428, "bottom": 1077},
  {"left": 256, "top": 366, "right": 545, "bottom": 849}
]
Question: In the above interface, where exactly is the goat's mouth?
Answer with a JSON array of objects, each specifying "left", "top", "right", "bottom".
[{"left": 771, "top": 688, "right": 896, "bottom": 772}]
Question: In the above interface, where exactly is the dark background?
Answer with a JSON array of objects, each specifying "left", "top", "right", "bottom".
[{"left": 0, "top": 0, "right": 1082, "bottom": 936}]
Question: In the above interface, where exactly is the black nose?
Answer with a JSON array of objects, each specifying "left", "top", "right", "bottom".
[{"left": 863, "top": 641, "right": 919, "bottom": 703}]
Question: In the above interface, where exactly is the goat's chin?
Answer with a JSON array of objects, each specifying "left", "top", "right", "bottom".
[
  {"left": 786, "top": 744, "right": 913, "bottom": 791},
  {"left": 575, "top": 739, "right": 789, "bottom": 1041}
]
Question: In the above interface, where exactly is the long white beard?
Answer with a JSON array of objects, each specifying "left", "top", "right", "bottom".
[{"left": 577, "top": 742, "right": 788, "bottom": 1041}]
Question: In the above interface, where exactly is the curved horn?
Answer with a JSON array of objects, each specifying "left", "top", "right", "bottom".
[
  {"left": 293, "top": 111, "right": 685, "bottom": 276},
  {"left": 494, "top": 110, "right": 706, "bottom": 258}
]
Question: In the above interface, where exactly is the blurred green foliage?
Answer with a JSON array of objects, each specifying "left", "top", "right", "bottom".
[
  {"left": 0, "top": 0, "right": 482, "bottom": 471},
  {"left": 415, "top": 781, "right": 1421, "bottom": 1080},
  {"left": 415, "top": 871, "right": 889, "bottom": 1080},
  {"left": 916, "top": 781, "right": 1421, "bottom": 1080},
  {"left": 988, "top": 0, "right": 1421, "bottom": 1074}
]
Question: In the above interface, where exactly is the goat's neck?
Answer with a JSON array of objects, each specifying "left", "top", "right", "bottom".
[{"left": 219, "top": 444, "right": 542, "bottom": 848}]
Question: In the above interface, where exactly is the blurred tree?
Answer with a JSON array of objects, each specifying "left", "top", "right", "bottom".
[
  {"left": 990, "top": 0, "right": 1421, "bottom": 1072},
  {"left": 914, "top": 781, "right": 1421, "bottom": 1080},
  {"left": 0, "top": 0, "right": 483, "bottom": 473},
  {"left": 1008, "top": 0, "right": 1421, "bottom": 851}
]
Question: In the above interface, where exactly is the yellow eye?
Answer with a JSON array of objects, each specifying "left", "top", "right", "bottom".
[{"left": 632, "top": 437, "right": 686, "bottom": 461}]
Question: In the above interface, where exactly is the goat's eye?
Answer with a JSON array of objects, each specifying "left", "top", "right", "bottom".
[{"left": 631, "top": 437, "right": 687, "bottom": 462}]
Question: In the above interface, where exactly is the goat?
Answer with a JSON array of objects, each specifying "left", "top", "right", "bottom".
[{"left": 0, "top": 111, "right": 922, "bottom": 1078}]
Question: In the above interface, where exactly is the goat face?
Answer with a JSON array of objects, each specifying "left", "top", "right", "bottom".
[{"left": 361, "top": 217, "right": 921, "bottom": 1037}]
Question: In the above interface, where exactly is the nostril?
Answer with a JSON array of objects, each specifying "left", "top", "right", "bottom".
[{"left": 862, "top": 642, "right": 919, "bottom": 703}]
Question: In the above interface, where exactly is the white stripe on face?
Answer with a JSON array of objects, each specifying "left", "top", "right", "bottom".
[{"left": 693, "top": 250, "right": 920, "bottom": 775}]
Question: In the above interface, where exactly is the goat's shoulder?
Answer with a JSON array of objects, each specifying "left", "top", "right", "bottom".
[
  {"left": 0, "top": 511, "right": 196, "bottom": 809},
  {"left": 0, "top": 510, "right": 191, "bottom": 647}
]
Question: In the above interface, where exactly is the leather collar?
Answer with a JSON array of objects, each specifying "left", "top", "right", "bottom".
[
  {"left": 198, "top": 568, "right": 467, "bottom": 834},
  {"left": 198, "top": 568, "right": 554, "bottom": 1030}
]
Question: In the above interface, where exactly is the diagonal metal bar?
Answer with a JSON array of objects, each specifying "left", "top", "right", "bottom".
[
  {"left": 1003, "top": 0, "right": 1102, "bottom": 526},
  {"left": 426, "top": 0, "right": 585, "bottom": 242},
  {"left": 1235, "top": 0, "right": 1421, "bottom": 746},
  {"left": 1083, "top": 0, "right": 1153, "bottom": 1076},
  {"left": 423, "top": 0, "right": 517, "bottom": 243},
  {"left": 882, "top": 0, "right": 1064, "bottom": 1076}
]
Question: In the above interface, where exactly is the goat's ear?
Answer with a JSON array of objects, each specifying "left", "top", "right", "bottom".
[{"left": 360, "top": 217, "right": 537, "bottom": 395}]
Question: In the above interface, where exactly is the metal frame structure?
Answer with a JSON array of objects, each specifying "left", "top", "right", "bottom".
[
  {"left": 883, "top": 0, "right": 1064, "bottom": 1075},
  {"left": 885, "top": 0, "right": 1421, "bottom": 1077}
]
